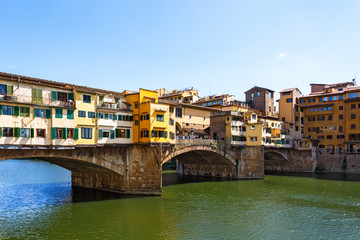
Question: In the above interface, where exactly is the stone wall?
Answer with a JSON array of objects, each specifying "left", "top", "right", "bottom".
[{"left": 316, "top": 152, "right": 360, "bottom": 174}]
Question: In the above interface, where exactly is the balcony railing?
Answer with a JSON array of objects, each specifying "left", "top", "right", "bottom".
[{"left": 0, "top": 94, "right": 74, "bottom": 108}]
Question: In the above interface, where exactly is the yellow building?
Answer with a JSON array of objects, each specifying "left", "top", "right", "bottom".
[
  {"left": 245, "top": 112, "right": 263, "bottom": 146},
  {"left": 125, "top": 89, "right": 170, "bottom": 144},
  {"left": 278, "top": 88, "right": 302, "bottom": 129},
  {"left": 295, "top": 82, "right": 360, "bottom": 153},
  {"left": 157, "top": 87, "right": 199, "bottom": 104}
]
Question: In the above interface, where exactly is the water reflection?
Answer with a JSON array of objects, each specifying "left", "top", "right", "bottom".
[{"left": 1, "top": 160, "right": 360, "bottom": 239}]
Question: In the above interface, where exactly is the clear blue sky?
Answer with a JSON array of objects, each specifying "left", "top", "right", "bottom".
[{"left": 1, "top": 0, "right": 360, "bottom": 100}]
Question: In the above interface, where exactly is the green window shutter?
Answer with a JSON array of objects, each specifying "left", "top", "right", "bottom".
[
  {"left": 51, "top": 127, "right": 56, "bottom": 139},
  {"left": 46, "top": 109, "right": 51, "bottom": 119},
  {"left": 126, "top": 129, "right": 130, "bottom": 138},
  {"left": 130, "top": 116, "right": 133, "bottom": 121},
  {"left": 67, "top": 110, "right": 74, "bottom": 119},
  {"left": 52, "top": 91, "right": 58, "bottom": 101},
  {"left": 34, "top": 108, "right": 37, "bottom": 117},
  {"left": 7, "top": 85, "right": 13, "bottom": 95},
  {"left": 68, "top": 92, "right": 74, "bottom": 101},
  {"left": 38, "top": 89, "right": 43, "bottom": 104},
  {"left": 99, "top": 129, "right": 103, "bottom": 139},
  {"left": 105, "top": 113, "right": 108, "bottom": 119},
  {"left": 126, "top": 115, "right": 129, "bottom": 121},
  {"left": 115, "top": 129, "right": 119, "bottom": 138},
  {"left": 165, "top": 131, "right": 168, "bottom": 138},
  {"left": 63, "top": 128, "right": 67, "bottom": 139},
  {"left": 110, "top": 130, "right": 115, "bottom": 139},
  {"left": 97, "top": 112, "right": 101, "bottom": 118},
  {"left": 14, "top": 106, "right": 19, "bottom": 116},
  {"left": 118, "top": 115, "right": 122, "bottom": 121},
  {"left": 55, "top": 109, "right": 62, "bottom": 118},
  {"left": 0, "top": 105, "right": 2, "bottom": 115},
  {"left": 152, "top": 130, "right": 155, "bottom": 137},
  {"left": 32, "top": 89, "right": 36, "bottom": 104},
  {"left": 74, "top": 128, "right": 79, "bottom": 140},
  {"left": 0, "top": 127, "right": 2, "bottom": 137},
  {"left": 113, "top": 115, "right": 117, "bottom": 120},
  {"left": 30, "top": 128, "right": 34, "bottom": 138},
  {"left": 14, "top": 127, "right": 20, "bottom": 138}
]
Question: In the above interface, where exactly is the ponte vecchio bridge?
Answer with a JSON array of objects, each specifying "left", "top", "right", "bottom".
[{"left": 0, "top": 140, "right": 315, "bottom": 195}]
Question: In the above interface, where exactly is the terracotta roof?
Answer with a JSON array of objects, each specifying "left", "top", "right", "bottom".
[
  {"left": 158, "top": 99, "right": 221, "bottom": 111},
  {"left": 0, "top": 71, "right": 124, "bottom": 96},
  {"left": 245, "top": 86, "right": 275, "bottom": 93},
  {"left": 280, "top": 88, "right": 302, "bottom": 94}
]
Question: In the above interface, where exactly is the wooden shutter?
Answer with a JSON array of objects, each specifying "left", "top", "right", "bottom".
[
  {"left": 99, "top": 129, "right": 103, "bottom": 139},
  {"left": 126, "top": 129, "right": 130, "bottom": 138},
  {"left": 74, "top": 128, "right": 79, "bottom": 140},
  {"left": 68, "top": 92, "right": 74, "bottom": 101},
  {"left": 52, "top": 91, "right": 58, "bottom": 101},
  {"left": 13, "top": 106, "right": 19, "bottom": 116},
  {"left": 46, "top": 109, "right": 51, "bottom": 119},
  {"left": 6, "top": 85, "right": 13, "bottom": 95},
  {"left": 51, "top": 127, "right": 56, "bottom": 139},
  {"left": 14, "top": 127, "right": 20, "bottom": 138},
  {"left": 110, "top": 130, "right": 115, "bottom": 139},
  {"left": 30, "top": 128, "right": 34, "bottom": 138},
  {"left": 63, "top": 128, "right": 67, "bottom": 139},
  {"left": 0, "top": 127, "right": 3, "bottom": 137}
]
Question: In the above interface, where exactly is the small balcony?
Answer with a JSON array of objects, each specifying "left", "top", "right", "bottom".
[{"left": 0, "top": 94, "right": 74, "bottom": 108}]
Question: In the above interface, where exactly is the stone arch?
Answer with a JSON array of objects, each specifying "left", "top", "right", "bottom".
[
  {"left": 162, "top": 145, "right": 236, "bottom": 166},
  {"left": 264, "top": 151, "right": 288, "bottom": 161},
  {"left": 176, "top": 122, "right": 183, "bottom": 136}
]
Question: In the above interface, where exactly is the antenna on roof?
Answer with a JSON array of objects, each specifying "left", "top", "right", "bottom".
[{"left": 353, "top": 74, "right": 356, "bottom": 82}]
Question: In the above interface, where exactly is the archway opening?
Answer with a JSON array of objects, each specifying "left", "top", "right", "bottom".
[{"left": 264, "top": 151, "right": 287, "bottom": 172}]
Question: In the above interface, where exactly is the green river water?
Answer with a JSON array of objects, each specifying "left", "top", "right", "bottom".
[{"left": 1, "top": 160, "right": 360, "bottom": 239}]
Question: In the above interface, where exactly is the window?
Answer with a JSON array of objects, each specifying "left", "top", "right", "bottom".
[
  {"left": 329, "top": 96, "right": 332, "bottom": 101},
  {"left": 55, "top": 109, "right": 63, "bottom": 118},
  {"left": 156, "top": 114, "right": 164, "bottom": 122},
  {"left": 58, "top": 92, "right": 68, "bottom": 101},
  {"left": 268, "top": 92, "right": 272, "bottom": 98},
  {"left": 56, "top": 128, "right": 63, "bottom": 139},
  {"left": 317, "top": 116, "right": 325, "bottom": 121},
  {"left": 135, "top": 103, "right": 139, "bottom": 109},
  {"left": 88, "top": 111, "right": 95, "bottom": 118},
  {"left": 318, "top": 136, "right": 324, "bottom": 140},
  {"left": 207, "top": 102, "right": 211, "bottom": 106},
  {"left": 35, "top": 108, "right": 45, "bottom": 118},
  {"left": 250, "top": 126, "right": 255, "bottom": 130},
  {"left": 202, "top": 103, "right": 206, "bottom": 106},
  {"left": 339, "top": 126, "right": 343, "bottom": 132},
  {"left": 339, "top": 114, "right": 343, "bottom": 120},
  {"left": 282, "top": 92, "right": 290, "bottom": 96},
  {"left": 351, "top": 114, "right": 356, "bottom": 119},
  {"left": 309, "top": 98, "right": 315, "bottom": 103},
  {"left": 334, "top": 96, "right": 338, "bottom": 101},
  {"left": 2, "top": 105, "right": 13, "bottom": 115},
  {"left": 83, "top": 95, "right": 91, "bottom": 103},
  {"left": 20, "top": 107, "right": 30, "bottom": 117},
  {"left": 351, "top": 104, "right": 356, "bottom": 109},
  {"left": 286, "top": 98, "right": 292, "bottom": 103},
  {"left": 78, "top": 110, "right": 86, "bottom": 117},
  {"left": 176, "top": 108, "right": 182, "bottom": 118},
  {"left": 328, "top": 115, "right": 333, "bottom": 120},
  {"left": 218, "top": 100, "right": 223, "bottom": 104},
  {"left": 337, "top": 135, "right": 345, "bottom": 139},
  {"left": 3, "top": 128, "right": 13, "bottom": 137},
  {"left": 141, "top": 130, "right": 149, "bottom": 138},
  {"left": 169, "top": 107, "right": 174, "bottom": 113},
  {"left": 339, "top": 95, "right": 343, "bottom": 100},
  {"left": 20, "top": 128, "right": 30, "bottom": 138},
  {"left": 37, "top": 129, "right": 46, "bottom": 138},
  {"left": 300, "top": 99, "right": 305, "bottom": 103},
  {"left": 324, "top": 97, "right": 328, "bottom": 102},
  {"left": 339, "top": 106, "right": 343, "bottom": 110},
  {"left": 67, "top": 110, "right": 74, "bottom": 119},
  {"left": 81, "top": 128, "right": 92, "bottom": 139},
  {"left": 308, "top": 117, "right": 316, "bottom": 121},
  {"left": 67, "top": 128, "right": 74, "bottom": 139},
  {"left": 32, "top": 88, "right": 43, "bottom": 104},
  {"left": 103, "top": 130, "right": 110, "bottom": 138},
  {"left": 0, "top": 84, "right": 7, "bottom": 95},
  {"left": 319, "top": 97, "right": 323, "bottom": 102},
  {"left": 348, "top": 93, "right": 358, "bottom": 98},
  {"left": 351, "top": 124, "right": 356, "bottom": 129},
  {"left": 327, "top": 135, "right": 333, "bottom": 140},
  {"left": 135, "top": 120, "right": 139, "bottom": 126},
  {"left": 250, "top": 137, "right": 257, "bottom": 142}
]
